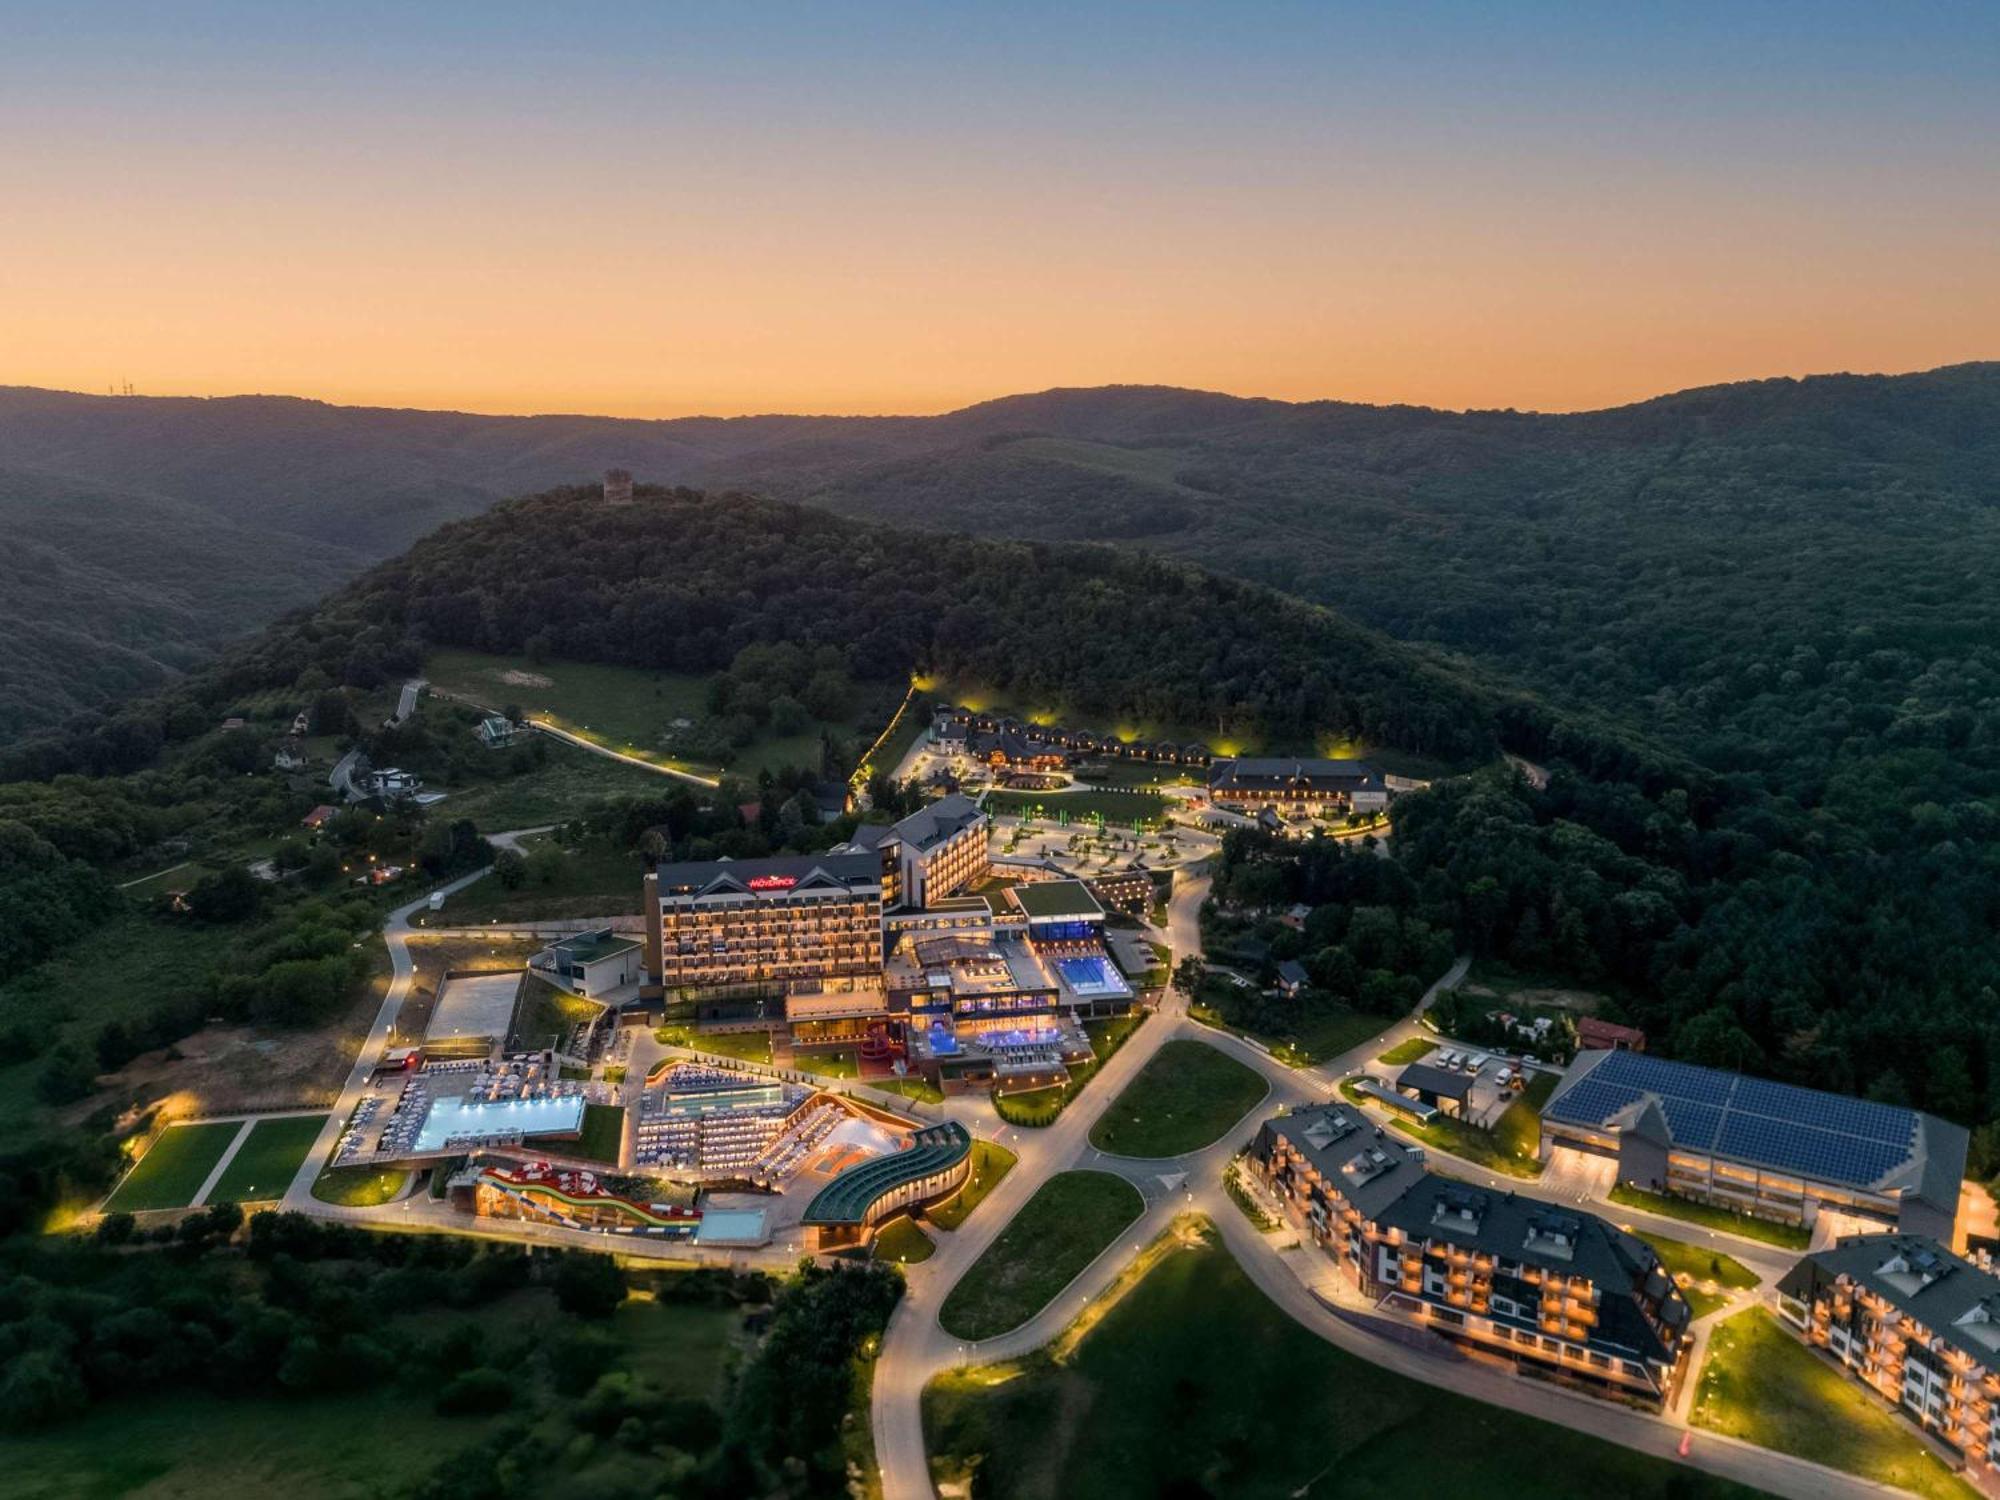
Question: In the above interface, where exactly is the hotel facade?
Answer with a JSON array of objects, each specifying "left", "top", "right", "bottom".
[
  {"left": 644, "top": 852, "right": 885, "bottom": 995},
  {"left": 1254, "top": 1103, "right": 1692, "bottom": 1407},
  {"left": 1780, "top": 1234, "right": 2000, "bottom": 1473},
  {"left": 1206, "top": 757, "right": 1389, "bottom": 816}
]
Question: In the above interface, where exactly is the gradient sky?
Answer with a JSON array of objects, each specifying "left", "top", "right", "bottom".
[{"left": 4, "top": 1, "right": 1997, "bottom": 416}]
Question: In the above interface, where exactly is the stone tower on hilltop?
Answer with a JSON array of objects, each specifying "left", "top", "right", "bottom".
[{"left": 603, "top": 467, "right": 634, "bottom": 505}]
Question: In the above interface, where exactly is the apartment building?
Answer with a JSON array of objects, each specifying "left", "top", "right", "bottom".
[
  {"left": 883, "top": 793, "right": 989, "bottom": 909},
  {"left": 1779, "top": 1234, "right": 2000, "bottom": 1472},
  {"left": 1253, "top": 1103, "right": 1693, "bottom": 1406},
  {"left": 644, "top": 852, "right": 885, "bottom": 994}
]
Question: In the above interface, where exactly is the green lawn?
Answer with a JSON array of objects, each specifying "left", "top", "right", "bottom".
[
  {"left": 1191, "top": 983, "right": 1391, "bottom": 1066},
  {"left": 794, "top": 1048, "right": 859, "bottom": 1079},
  {"left": 1636, "top": 1231, "right": 1760, "bottom": 1319},
  {"left": 1694, "top": 1310, "right": 1978, "bottom": 1500},
  {"left": 1385, "top": 1108, "right": 1545, "bottom": 1179},
  {"left": 311, "top": 1164, "right": 412, "bottom": 1207},
  {"left": 1490, "top": 1070, "right": 1558, "bottom": 1159},
  {"left": 435, "top": 739, "right": 672, "bottom": 829},
  {"left": 104, "top": 1121, "right": 245, "bottom": 1213},
  {"left": 442, "top": 837, "right": 646, "bottom": 923},
  {"left": 924, "top": 1140, "right": 1019, "bottom": 1232},
  {"left": 938, "top": 1172, "right": 1145, "bottom": 1341},
  {"left": 506, "top": 974, "right": 602, "bottom": 1053},
  {"left": 1608, "top": 1183, "right": 1812, "bottom": 1249},
  {"left": 1376, "top": 1037, "right": 1436, "bottom": 1066},
  {"left": 928, "top": 1229, "right": 1759, "bottom": 1500},
  {"left": 569, "top": 1104, "right": 626, "bottom": 1164},
  {"left": 1088, "top": 1040, "right": 1268, "bottom": 1157},
  {"left": 205, "top": 1114, "right": 330, "bottom": 1203},
  {"left": 873, "top": 1215, "right": 936, "bottom": 1265},
  {"left": 656, "top": 1026, "right": 775, "bottom": 1066},
  {"left": 985, "top": 789, "right": 1169, "bottom": 827}
]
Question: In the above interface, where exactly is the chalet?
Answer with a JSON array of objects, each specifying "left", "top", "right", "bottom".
[{"left": 1275, "top": 959, "right": 1310, "bottom": 997}]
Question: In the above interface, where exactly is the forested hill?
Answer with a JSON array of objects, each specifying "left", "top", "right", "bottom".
[
  {"left": 4, "top": 484, "right": 1554, "bottom": 785},
  {"left": 4, "top": 364, "right": 1996, "bottom": 745}
]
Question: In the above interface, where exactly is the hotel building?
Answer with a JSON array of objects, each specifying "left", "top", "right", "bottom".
[
  {"left": 1253, "top": 1103, "right": 1693, "bottom": 1407},
  {"left": 1541, "top": 1049, "right": 1966, "bottom": 1241},
  {"left": 644, "top": 852, "right": 885, "bottom": 995},
  {"left": 875, "top": 793, "right": 989, "bottom": 910},
  {"left": 1779, "top": 1234, "right": 2000, "bottom": 1473},
  {"left": 1206, "top": 757, "right": 1389, "bottom": 816}
]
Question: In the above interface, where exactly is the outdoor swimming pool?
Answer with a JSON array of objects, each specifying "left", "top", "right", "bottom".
[
  {"left": 413, "top": 1094, "right": 586, "bottom": 1154},
  {"left": 1056, "top": 956, "right": 1130, "bottom": 998}
]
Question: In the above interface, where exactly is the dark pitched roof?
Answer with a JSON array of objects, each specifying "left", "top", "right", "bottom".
[
  {"left": 888, "top": 793, "right": 985, "bottom": 852},
  {"left": 651, "top": 851, "right": 883, "bottom": 897},
  {"left": 1208, "top": 757, "right": 1384, "bottom": 792},
  {"left": 1780, "top": 1234, "right": 2000, "bottom": 1369},
  {"left": 1276, "top": 959, "right": 1310, "bottom": 987}
]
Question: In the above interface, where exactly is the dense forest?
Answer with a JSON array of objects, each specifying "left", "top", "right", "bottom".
[
  {"left": 2, "top": 1210, "right": 900, "bottom": 1498},
  {"left": 3, "top": 483, "right": 1513, "bottom": 783},
  {"left": 7, "top": 364, "right": 1995, "bottom": 746}
]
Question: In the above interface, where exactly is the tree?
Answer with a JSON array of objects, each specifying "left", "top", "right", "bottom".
[
  {"left": 1172, "top": 956, "right": 1206, "bottom": 1000},
  {"left": 186, "top": 865, "right": 265, "bottom": 923},
  {"left": 551, "top": 1252, "right": 626, "bottom": 1319},
  {"left": 494, "top": 848, "right": 527, "bottom": 889}
]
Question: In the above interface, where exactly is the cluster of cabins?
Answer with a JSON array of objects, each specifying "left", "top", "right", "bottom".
[{"left": 932, "top": 707, "right": 1212, "bottom": 772}]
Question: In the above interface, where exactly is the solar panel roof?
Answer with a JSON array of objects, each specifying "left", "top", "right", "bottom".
[{"left": 1544, "top": 1049, "right": 1921, "bottom": 1188}]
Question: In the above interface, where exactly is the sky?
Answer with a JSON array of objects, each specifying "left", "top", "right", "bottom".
[{"left": 3, "top": 1, "right": 1997, "bottom": 417}]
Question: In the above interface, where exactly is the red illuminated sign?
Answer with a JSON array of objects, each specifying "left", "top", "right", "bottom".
[{"left": 747, "top": 874, "right": 798, "bottom": 891}]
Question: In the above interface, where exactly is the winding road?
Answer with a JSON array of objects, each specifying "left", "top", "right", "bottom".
[{"left": 868, "top": 875, "right": 1906, "bottom": 1500}]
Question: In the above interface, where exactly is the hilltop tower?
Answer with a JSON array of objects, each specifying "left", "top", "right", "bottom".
[{"left": 603, "top": 467, "right": 634, "bottom": 505}]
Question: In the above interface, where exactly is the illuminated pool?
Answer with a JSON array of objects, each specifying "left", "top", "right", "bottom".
[
  {"left": 413, "top": 1094, "right": 586, "bottom": 1154},
  {"left": 1056, "top": 956, "right": 1130, "bottom": 998}
]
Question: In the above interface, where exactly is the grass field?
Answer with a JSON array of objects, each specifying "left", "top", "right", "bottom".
[
  {"left": 311, "top": 1164, "right": 412, "bottom": 1207},
  {"left": 986, "top": 789, "right": 1168, "bottom": 827},
  {"left": 427, "top": 648, "right": 895, "bottom": 779},
  {"left": 1608, "top": 1183, "right": 1812, "bottom": 1249},
  {"left": 1190, "top": 982, "right": 1392, "bottom": 1066},
  {"left": 205, "top": 1114, "right": 330, "bottom": 1203},
  {"left": 1693, "top": 1310, "right": 1977, "bottom": 1500},
  {"left": 938, "top": 1172, "right": 1145, "bottom": 1341},
  {"left": 507, "top": 974, "right": 602, "bottom": 1053},
  {"left": 924, "top": 1140, "right": 1019, "bottom": 1231},
  {"left": 443, "top": 837, "right": 646, "bottom": 923},
  {"left": 656, "top": 1026, "right": 776, "bottom": 1066},
  {"left": 873, "top": 1215, "right": 936, "bottom": 1265},
  {"left": 926, "top": 1229, "right": 1759, "bottom": 1500},
  {"left": 104, "top": 1121, "right": 245, "bottom": 1213},
  {"left": 1636, "top": 1231, "right": 1760, "bottom": 1319},
  {"left": 1376, "top": 1037, "right": 1436, "bottom": 1065},
  {"left": 1088, "top": 1040, "right": 1268, "bottom": 1157},
  {"left": 434, "top": 739, "right": 671, "bottom": 829},
  {"left": 570, "top": 1104, "right": 626, "bottom": 1164}
]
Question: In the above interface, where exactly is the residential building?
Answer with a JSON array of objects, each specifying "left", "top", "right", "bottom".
[
  {"left": 364, "top": 766, "right": 423, "bottom": 799},
  {"left": 1253, "top": 1103, "right": 1693, "bottom": 1407},
  {"left": 274, "top": 739, "right": 307, "bottom": 772},
  {"left": 1275, "top": 959, "right": 1309, "bottom": 997},
  {"left": 1778, "top": 1234, "right": 2000, "bottom": 1473},
  {"left": 644, "top": 852, "right": 885, "bottom": 995},
  {"left": 475, "top": 713, "right": 524, "bottom": 748},
  {"left": 1541, "top": 1049, "right": 1966, "bottom": 1241},
  {"left": 1575, "top": 1016, "right": 1647, "bottom": 1052},
  {"left": 1207, "top": 757, "right": 1389, "bottom": 816},
  {"left": 302, "top": 804, "right": 338, "bottom": 831}
]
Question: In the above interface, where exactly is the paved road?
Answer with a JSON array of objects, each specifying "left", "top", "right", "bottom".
[
  {"left": 525, "top": 718, "right": 720, "bottom": 788},
  {"left": 871, "top": 894, "right": 1895, "bottom": 1500}
]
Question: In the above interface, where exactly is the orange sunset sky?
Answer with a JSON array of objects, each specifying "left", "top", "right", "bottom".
[{"left": 4, "top": 3, "right": 1996, "bottom": 417}]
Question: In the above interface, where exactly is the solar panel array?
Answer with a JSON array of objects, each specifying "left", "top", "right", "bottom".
[{"left": 1543, "top": 1049, "right": 1920, "bottom": 1188}]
